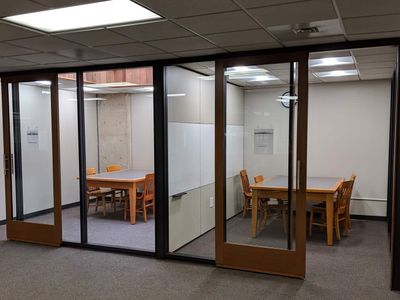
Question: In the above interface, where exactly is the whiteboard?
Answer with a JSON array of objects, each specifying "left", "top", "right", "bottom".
[
  {"left": 168, "top": 122, "right": 201, "bottom": 196},
  {"left": 168, "top": 122, "right": 244, "bottom": 196},
  {"left": 200, "top": 124, "right": 215, "bottom": 186},
  {"left": 226, "top": 125, "right": 244, "bottom": 178}
]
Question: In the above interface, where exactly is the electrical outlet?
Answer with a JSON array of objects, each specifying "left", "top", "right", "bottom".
[{"left": 209, "top": 197, "right": 214, "bottom": 208}]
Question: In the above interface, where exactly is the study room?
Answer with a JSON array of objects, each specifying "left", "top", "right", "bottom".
[
  {"left": 165, "top": 44, "right": 395, "bottom": 281},
  {"left": 0, "top": 46, "right": 395, "bottom": 276}
]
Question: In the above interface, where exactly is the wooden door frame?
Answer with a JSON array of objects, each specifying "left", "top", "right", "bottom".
[
  {"left": 1, "top": 72, "right": 62, "bottom": 246},
  {"left": 215, "top": 52, "right": 309, "bottom": 278}
]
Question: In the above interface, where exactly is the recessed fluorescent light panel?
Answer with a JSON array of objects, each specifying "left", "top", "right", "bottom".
[
  {"left": 310, "top": 56, "right": 354, "bottom": 68},
  {"left": 225, "top": 66, "right": 279, "bottom": 82},
  {"left": 4, "top": 0, "right": 162, "bottom": 33},
  {"left": 315, "top": 70, "right": 358, "bottom": 78}
]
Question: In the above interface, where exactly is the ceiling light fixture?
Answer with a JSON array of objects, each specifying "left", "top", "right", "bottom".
[
  {"left": 167, "top": 93, "right": 186, "bottom": 97},
  {"left": 3, "top": 0, "right": 162, "bottom": 33},
  {"left": 315, "top": 70, "right": 358, "bottom": 78},
  {"left": 310, "top": 56, "right": 354, "bottom": 67}
]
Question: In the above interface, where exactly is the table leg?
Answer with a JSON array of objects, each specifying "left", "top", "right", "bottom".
[
  {"left": 129, "top": 183, "right": 136, "bottom": 225},
  {"left": 326, "top": 194, "right": 334, "bottom": 246},
  {"left": 252, "top": 190, "right": 258, "bottom": 238}
]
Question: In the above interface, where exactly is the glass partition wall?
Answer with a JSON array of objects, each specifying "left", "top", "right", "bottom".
[
  {"left": 83, "top": 67, "right": 155, "bottom": 252},
  {"left": 166, "top": 62, "right": 216, "bottom": 259},
  {"left": 225, "top": 63, "right": 297, "bottom": 250}
]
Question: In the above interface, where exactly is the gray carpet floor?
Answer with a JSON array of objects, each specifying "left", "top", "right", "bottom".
[
  {"left": 27, "top": 205, "right": 155, "bottom": 251},
  {"left": 0, "top": 219, "right": 399, "bottom": 299}
]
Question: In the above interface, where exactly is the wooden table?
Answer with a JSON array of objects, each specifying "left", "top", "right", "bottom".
[
  {"left": 250, "top": 176, "right": 343, "bottom": 246},
  {"left": 86, "top": 169, "right": 152, "bottom": 225}
]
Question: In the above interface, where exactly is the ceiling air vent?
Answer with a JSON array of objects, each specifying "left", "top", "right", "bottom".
[{"left": 292, "top": 27, "right": 319, "bottom": 35}]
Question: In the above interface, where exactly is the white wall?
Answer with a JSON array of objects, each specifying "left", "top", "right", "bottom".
[
  {"left": 130, "top": 93, "right": 154, "bottom": 171},
  {"left": 244, "top": 80, "right": 391, "bottom": 216},
  {"left": 167, "top": 66, "right": 245, "bottom": 252},
  {"left": 309, "top": 80, "right": 390, "bottom": 216},
  {"left": 0, "top": 85, "right": 98, "bottom": 220}
]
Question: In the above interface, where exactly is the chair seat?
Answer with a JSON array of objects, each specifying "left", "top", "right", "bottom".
[
  {"left": 88, "top": 188, "right": 113, "bottom": 196},
  {"left": 312, "top": 202, "right": 326, "bottom": 209}
]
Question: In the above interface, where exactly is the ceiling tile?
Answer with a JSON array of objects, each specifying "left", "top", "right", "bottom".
[
  {"left": 0, "top": 0, "right": 46, "bottom": 17},
  {"left": 0, "top": 43, "right": 36, "bottom": 56},
  {"left": 134, "top": 0, "right": 239, "bottom": 18},
  {"left": 354, "top": 54, "right": 397, "bottom": 64},
  {"left": 357, "top": 67, "right": 395, "bottom": 75},
  {"left": 351, "top": 46, "right": 397, "bottom": 56},
  {"left": 359, "top": 73, "right": 392, "bottom": 80},
  {"left": 57, "top": 29, "right": 133, "bottom": 47},
  {"left": 174, "top": 48, "right": 227, "bottom": 57},
  {"left": 97, "top": 42, "right": 163, "bottom": 57},
  {"left": 34, "top": 0, "right": 100, "bottom": 9},
  {"left": 356, "top": 62, "right": 395, "bottom": 70},
  {"left": 147, "top": 36, "right": 216, "bottom": 52},
  {"left": 8, "top": 36, "right": 81, "bottom": 52},
  {"left": 248, "top": 0, "right": 337, "bottom": 27},
  {"left": 175, "top": 11, "right": 260, "bottom": 35},
  {"left": 110, "top": 21, "right": 192, "bottom": 42},
  {"left": 57, "top": 47, "right": 115, "bottom": 60},
  {"left": 88, "top": 57, "right": 132, "bottom": 65},
  {"left": 0, "top": 22, "right": 40, "bottom": 41},
  {"left": 205, "top": 29, "right": 276, "bottom": 47},
  {"left": 12, "top": 53, "right": 76, "bottom": 64},
  {"left": 335, "top": 0, "right": 400, "bottom": 18},
  {"left": 347, "top": 31, "right": 400, "bottom": 41},
  {"left": 269, "top": 19, "right": 343, "bottom": 42},
  {"left": 0, "top": 57, "right": 36, "bottom": 67},
  {"left": 128, "top": 53, "right": 178, "bottom": 61},
  {"left": 283, "top": 35, "right": 346, "bottom": 47},
  {"left": 343, "top": 15, "right": 400, "bottom": 35},
  {"left": 41, "top": 61, "right": 95, "bottom": 68},
  {"left": 237, "top": 0, "right": 304, "bottom": 9},
  {"left": 225, "top": 42, "right": 281, "bottom": 52}
]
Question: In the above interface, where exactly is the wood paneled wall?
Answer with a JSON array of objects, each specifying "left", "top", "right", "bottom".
[{"left": 58, "top": 67, "right": 153, "bottom": 86}]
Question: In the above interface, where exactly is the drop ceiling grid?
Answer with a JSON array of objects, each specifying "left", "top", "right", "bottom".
[{"left": 0, "top": 0, "right": 396, "bottom": 71}]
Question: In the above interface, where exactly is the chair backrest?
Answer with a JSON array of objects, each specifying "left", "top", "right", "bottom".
[
  {"left": 254, "top": 175, "right": 264, "bottom": 184},
  {"left": 106, "top": 164, "right": 122, "bottom": 172},
  {"left": 346, "top": 174, "right": 356, "bottom": 210},
  {"left": 86, "top": 167, "right": 96, "bottom": 175},
  {"left": 86, "top": 168, "right": 97, "bottom": 192},
  {"left": 240, "top": 170, "right": 251, "bottom": 197},
  {"left": 143, "top": 173, "right": 155, "bottom": 200},
  {"left": 336, "top": 180, "right": 353, "bottom": 212}
]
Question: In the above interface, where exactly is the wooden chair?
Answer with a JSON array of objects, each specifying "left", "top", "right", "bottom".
[
  {"left": 309, "top": 180, "right": 353, "bottom": 240},
  {"left": 106, "top": 164, "right": 122, "bottom": 172},
  {"left": 124, "top": 173, "right": 155, "bottom": 222},
  {"left": 239, "top": 170, "right": 253, "bottom": 217},
  {"left": 254, "top": 175, "right": 288, "bottom": 232},
  {"left": 86, "top": 167, "right": 115, "bottom": 216},
  {"left": 346, "top": 174, "right": 357, "bottom": 230},
  {"left": 106, "top": 164, "right": 126, "bottom": 205}
]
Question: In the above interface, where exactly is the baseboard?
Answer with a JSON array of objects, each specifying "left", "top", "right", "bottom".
[{"left": 350, "top": 214, "right": 387, "bottom": 221}]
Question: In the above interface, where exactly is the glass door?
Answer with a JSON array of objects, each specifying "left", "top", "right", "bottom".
[
  {"left": 1, "top": 73, "right": 62, "bottom": 246},
  {"left": 215, "top": 52, "right": 308, "bottom": 278}
]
